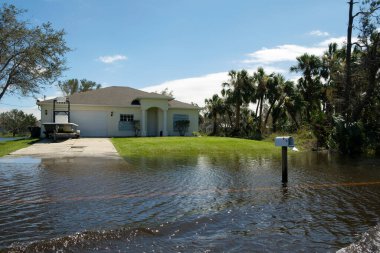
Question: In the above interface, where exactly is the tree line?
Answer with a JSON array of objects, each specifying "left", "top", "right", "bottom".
[{"left": 203, "top": 0, "right": 380, "bottom": 155}]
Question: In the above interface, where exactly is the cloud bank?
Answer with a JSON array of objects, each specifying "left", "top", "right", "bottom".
[
  {"left": 243, "top": 45, "right": 325, "bottom": 64},
  {"left": 143, "top": 72, "right": 229, "bottom": 107},
  {"left": 243, "top": 36, "right": 350, "bottom": 64}
]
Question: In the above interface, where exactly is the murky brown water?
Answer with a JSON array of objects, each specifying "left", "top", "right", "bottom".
[{"left": 0, "top": 152, "right": 379, "bottom": 252}]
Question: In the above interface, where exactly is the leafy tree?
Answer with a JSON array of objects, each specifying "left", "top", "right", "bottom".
[
  {"left": 157, "top": 87, "right": 174, "bottom": 97},
  {"left": 79, "top": 79, "right": 101, "bottom": 92},
  {"left": 58, "top": 79, "right": 79, "bottom": 95},
  {"left": 344, "top": 0, "right": 380, "bottom": 120},
  {"left": 58, "top": 78, "right": 101, "bottom": 95},
  {"left": 0, "top": 4, "right": 70, "bottom": 101},
  {"left": 0, "top": 109, "right": 37, "bottom": 136}
]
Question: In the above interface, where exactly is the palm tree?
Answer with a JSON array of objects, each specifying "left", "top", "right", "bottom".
[
  {"left": 268, "top": 80, "right": 302, "bottom": 131},
  {"left": 290, "top": 53, "right": 323, "bottom": 123},
  {"left": 321, "top": 43, "right": 346, "bottom": 116},
  {"left": 205, "top": 94, "right": 224, "bottom": 135},
  {"left": 282, "top": 81, "right": 302, "bottom": 130},
  {"left": 264, "top": 73, "right": 285, "bottom": 128},
  {"left": 253, "top": 67, "right": 270, "bottom": 132},
  {"left": 221, "top": 70, "right": 254, "bottom": 135}
]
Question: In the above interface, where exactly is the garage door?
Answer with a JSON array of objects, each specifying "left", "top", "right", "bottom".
[{"left": 71, "top": 111, "right": 108, "bottom": 137}]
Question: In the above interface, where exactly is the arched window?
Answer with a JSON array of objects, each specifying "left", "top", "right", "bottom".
[{"left": 131, "top": 99, "right": 140, "bottom": 105}]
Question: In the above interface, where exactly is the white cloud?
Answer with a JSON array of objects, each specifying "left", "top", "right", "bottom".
[
  {"left": 142, "top": 66, "right": 286, "bottom": 107},
  {"left": 309, "top": 30, "right": 330, "bottom": 37},
  {"left": 243, "top": 45, "right": 325, "bottom": 64},
  {"left": 98, "top": 54, "right": 127, "bottom": 64},
  {"left": 243, "top": 36, "right": 355, "bottom": 65},
  {"left": 143, "top": 72, "right": 229, "bottom": 107},
  {"left": 318, "top": 36, "right": 354, "bottom": 47}
]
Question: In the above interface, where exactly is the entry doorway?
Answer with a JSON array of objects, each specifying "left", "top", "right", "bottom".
[{"left": 147, "top": 107, "right": 159, "bottom": 136}]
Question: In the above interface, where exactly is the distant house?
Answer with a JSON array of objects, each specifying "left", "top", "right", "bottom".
[{"left": 37, "top": 86, "right": 200, "bottom": 137}]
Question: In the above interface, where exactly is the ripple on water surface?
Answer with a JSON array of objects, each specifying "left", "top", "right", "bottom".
[{"left": 0, "top": 153, "right": 380, "bottom": 252}]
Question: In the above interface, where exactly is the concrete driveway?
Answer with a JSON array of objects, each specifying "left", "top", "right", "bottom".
[{"left": 9, "top": 138, "right": 121, "bottom": 159}]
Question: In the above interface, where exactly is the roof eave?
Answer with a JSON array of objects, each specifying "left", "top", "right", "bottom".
[{"left": 137, "top": 96, "right": 173, "bottom": 100}]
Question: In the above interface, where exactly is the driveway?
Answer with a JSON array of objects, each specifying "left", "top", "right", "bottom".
[{"left": 9, "top": 138, "right": 121, "bottom": 159}]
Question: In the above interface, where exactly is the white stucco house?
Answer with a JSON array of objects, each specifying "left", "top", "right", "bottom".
[{"left": 37, "top": 86, "right": 200, "bottom": 137}]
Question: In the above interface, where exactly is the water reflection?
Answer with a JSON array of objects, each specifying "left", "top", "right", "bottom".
[{"left": 0, "top": 153, "right": 380, "bottom": 252}]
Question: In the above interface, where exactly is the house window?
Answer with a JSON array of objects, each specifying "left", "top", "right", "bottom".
[
  {"left": 120, "top": 114, "right": 134, "bottom": 122},
  {"left": 119, "top": 114, "right": 134, "bottom": 131},
  {"left": 173, "top": 114, "right": 189, "bottom": 129},
  {"left": 173, "top": 114, "right": 190, "bottom": 136}
]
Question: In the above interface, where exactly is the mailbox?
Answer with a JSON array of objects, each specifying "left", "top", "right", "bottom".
[{"left": 275, "top": 136, "right": 295, "bottom": 148}]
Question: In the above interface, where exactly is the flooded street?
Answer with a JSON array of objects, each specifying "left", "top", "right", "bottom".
[{"left": 1, "top": 152, "right": 380, "bottom": 252}]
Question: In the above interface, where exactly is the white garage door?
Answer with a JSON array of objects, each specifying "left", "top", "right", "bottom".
[{"left": 71, "top": 111, "right": 108, "bottom": 137}]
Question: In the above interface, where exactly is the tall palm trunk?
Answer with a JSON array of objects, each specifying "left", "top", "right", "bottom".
[
  {"left": 255, "top": 101, "right": 259, "bottom": 118},
  {"left": 264, "top": 103, "right": 273, "bottom": 128},
  {"left": 258, "top": 95, "right": 264, "bottom": 131},
  {"left": 235, "top": 104, "right": 240, "bottom": 134},
  {"left": 212, "top": 114, "right": 217, "bottom": 135},
  {"left": 345, "top": 0, "right": 354, "bottom": 120},
  {"left": 265, "top": 97, "right": 285, "bottom": 128}
]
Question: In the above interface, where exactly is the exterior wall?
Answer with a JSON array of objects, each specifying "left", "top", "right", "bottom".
[
  {"left": 40, "top": 104, "right": 54, "bottom": 125},
  {"left": 106, "top": 106, "right": 141, "bottom": 137},
  {"left": 40, "top": 104, "right": 141, "bottom": 137},
  {"left": 167, "top": 108, "right": 199, "bottom": 136},
  {"left": 39, "top": 102, "right": 199, "bottom": 137}
]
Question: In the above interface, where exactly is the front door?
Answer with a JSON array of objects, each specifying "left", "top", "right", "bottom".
[{"left": 147, "top": 108, "right": 158, "bottom": 136}]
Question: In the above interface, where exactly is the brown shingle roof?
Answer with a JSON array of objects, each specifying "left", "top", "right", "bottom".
[
  {"left": 39, "top": 86, "right": 199, "bottom": 109},
  {"left": 169, "top": 100, "right": 200, "bottom": 109}
]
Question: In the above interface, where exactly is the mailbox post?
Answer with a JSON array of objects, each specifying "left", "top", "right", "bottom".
[{"left": 275, "top": 136, "right": 295, "bottom": 184}]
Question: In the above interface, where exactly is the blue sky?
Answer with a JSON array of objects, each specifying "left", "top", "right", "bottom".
[{"left": 1, "top": 0, "right": 353, "bottom": 118}]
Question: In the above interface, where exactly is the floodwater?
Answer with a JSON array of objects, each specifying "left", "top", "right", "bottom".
[{"left": 0, "top": 152, "right": 379, "bottom": 252}]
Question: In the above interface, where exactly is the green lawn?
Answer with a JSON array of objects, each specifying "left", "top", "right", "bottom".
[
  {"left": 0, "top": 138, "right": 39, "bottom": 157},
  {"left": 112, "top": 136, "right": 283, "bottom": 159}
]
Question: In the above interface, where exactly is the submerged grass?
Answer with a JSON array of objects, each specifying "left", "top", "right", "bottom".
[
  {"left": 0, "top": 138, "right": 39, "bottom": 157},
  {"left": 112, "top": 136, "right": 282, "bottom": 159}
]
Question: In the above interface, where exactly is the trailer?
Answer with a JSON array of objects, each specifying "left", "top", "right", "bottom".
[{"left": 42, "top": 122, "right": 80, "bottom": 141}]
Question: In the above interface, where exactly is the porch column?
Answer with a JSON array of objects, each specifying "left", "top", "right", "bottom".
[
  {"left": 141, "top": 109, "right": 147, "bottom": 136},
  {"left": 163, "top": 109, "right": 168, "bottom": 136}
]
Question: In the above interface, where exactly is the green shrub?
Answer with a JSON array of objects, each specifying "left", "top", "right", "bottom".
[
  {"left": 329, "top": 116, "right": 365, "bottom": 155},
  {"left": 174, "top": 120, "right": 190, "bottom": 136}
]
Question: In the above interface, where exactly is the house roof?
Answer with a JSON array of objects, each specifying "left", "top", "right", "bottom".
[{"left": 38, "top": 86, "right": 200, "bottom": 109}]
